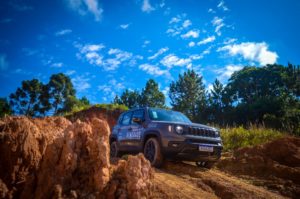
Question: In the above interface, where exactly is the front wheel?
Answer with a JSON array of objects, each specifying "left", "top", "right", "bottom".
[
  {"left": 110, "top": 141, "right": 119, "bottom": 158},
  {"left": 144, "top": 138, "right": 164, "bottom": 167}
]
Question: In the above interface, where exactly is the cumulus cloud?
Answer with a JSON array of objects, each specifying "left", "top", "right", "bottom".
[
  {"left": 188, "top": 41, "right": 195, "bottom": 47},
  {"left": 120, "top": 23, "right": 130, "bottom": 29},
  {"left": 77, "top": 43, "right": 141, "bottom": 71},
  {"left": 50, "top": 62, "right": 63, "bottom": 68},
  {"left": 139, "top": 64, "right": 170, "bottom": 76},
  {"left": 65, "top": 0, "right": 103, "bottom": 21},
  {"left": 197, "top": 35, "right": 216, "bottom": 45},
  {"left": 160, "top": 54, "right": 192, "bottom": 68},
  {"left": 166, "top": 14, "right": 195, "bottom": 37},
  {"left": 141, "top": 0, "right": 155, "bottom": 13},
  {"left": 181, "top": 30, "right": 199, "bottom": 39},
  {"left": 215, "top": 65, "right": 243, "bottom": 82},
  {"left": 0, "top": 54, "right": 9, "bottom": 71},
  {"left": 217, "top": 0, "right": 229, "bottom": 11},
  {"left": 142, "top": 40, "right": 151, "bottom": 48},
  {"left": 98, "top": 79, "right": 125, "bottom": 100},
  {"left": 182, "top": 19, "right": 192, "bottom": 28},
  {"left": 218, "top": 42, "right": 278, "bottom": 65},
  {"left": 72, "top": 75, "right": 91, "bottom": 92},
  {"left": 55, "top": 29, "right": 72, "bottom": 36},
  {"left": 148, "top": 47, "right": 169, "bottom": 60},
  {"left": 211, "top": 16, "right": 225, "bottom": 36}
]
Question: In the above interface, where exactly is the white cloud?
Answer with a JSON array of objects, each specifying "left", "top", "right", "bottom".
[
  {"left": 142, "top": 0, "right": 155, "bottom": 13},
  {"left": 77, "top": 43, "right": 139, "bottom": 71},
  {"left": 98, "top": 79, "right": 125, "bottom": 100},
  {"left": 120, "top": 23, "right": 130, "bottom": 29},
  {"left": 65, "top": 0, "right": 103, "bottom": 21},
  {"left": 160, "top": 54, "right": 192, "bottom": 68},
  {"left": 65, "top": 70, "right": 76, "bottom": 76},
  {"left": 208, "top": 8, "right": 215, "bottom": 13},
  {"left": 211, "top": 16, "right": 225, "bottom": 36},
  {"left": 215, "top": 65, "right": 243, "bottom": 82},
  {"left": 218, "top": 42, "right": 278, "bottom": 65},
  {"left": 223, "top": 38, "right": 237, "bottom": 45},
  {"left": 148, "top": 47, "right": 169, "bottom": 60},
  {"left": 197, "top": 35, "right": 216, "bottom": 45},
  {"left": 142, "top": 40, "right": 151, "bottom": 48},
  {"left": 51, "top": 62, "right": 63, "bottom": 68},
  {"left": 181, "top": 30, "right": 199, "bottom": 39},
  {"left": 0, "top": 54, "right": 9, "bottom": 71},
  {"left": 169, "top": 17, "right": 180, "bottom": 24},
  {"left": 182, "top": 19, "right": 192, "bottom": 28},
  {"left": 139, "top": 64, "right": 170, "bottom": 76},
  {"left": 217, "top": 0, "right": 229, "bottom": 11},
  {"left": 162, "top": 86, "right": 169, "bottom": 96},
  {"left": 55, "top": 29, "right": 72, "bottom": 36},
  {"left": 188, "top": 41, "right": 195, "bottom": 47},
  {"left": 72, "top": 75, "right": 91, "bottom": 92}
]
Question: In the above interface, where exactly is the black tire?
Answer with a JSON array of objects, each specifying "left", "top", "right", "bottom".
[
  {"left": 110, "top": 141, "right": 119, "bottom": 158},
  {"left": 196, "top": 161, "right": 215, "bottom": 169},
  {"left": 144, "top": 138, "right": 164, "bottom": 167}
]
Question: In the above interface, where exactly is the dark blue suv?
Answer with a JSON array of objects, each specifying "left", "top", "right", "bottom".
[{"left": 110, "top": 107, "right": 223, "bottom": 168}]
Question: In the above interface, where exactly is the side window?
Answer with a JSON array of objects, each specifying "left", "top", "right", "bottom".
[
  {"left": 121, "top": 112, "right": 132, "bottom": 125},
  {"left": 132, "top": 109, "right": 145, "bottom": 125},
  {"left": 118, "top": 114, "right": 124, "bottom": 125}
]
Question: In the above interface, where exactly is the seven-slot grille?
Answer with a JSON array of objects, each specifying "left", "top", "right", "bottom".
[{"left": 186, "top": 127, "right": 216, "bottom": 137}]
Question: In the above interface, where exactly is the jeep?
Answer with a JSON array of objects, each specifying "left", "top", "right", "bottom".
[{"left": 110, "top": 107, "right": 223, "bottom": 168}]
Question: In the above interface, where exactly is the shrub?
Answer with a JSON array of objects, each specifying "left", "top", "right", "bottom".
[{"left": 221, "top": 126, "right": 284, "bottom": 151}]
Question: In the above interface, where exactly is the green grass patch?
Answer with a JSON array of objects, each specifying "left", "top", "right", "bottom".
[
  {"left": 94, "top": 103, "right": 128, "bottom": 111},
  {"left": 221, "top": 126, "right": 284, "bottom": 151}
]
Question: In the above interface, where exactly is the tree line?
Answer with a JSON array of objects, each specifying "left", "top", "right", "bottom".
[
  {"left": 113, "top": 63, "right": 300, "bottom": 135},
  {"left": 0, "top": 63, "right": 299, "bottom": 134},
  {"left": 1, "top": 73, "right": 90, "bottom": 117}
]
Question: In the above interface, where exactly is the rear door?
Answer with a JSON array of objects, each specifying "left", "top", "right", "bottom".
[
  {"left": 127, "top": 109, "right": 145, "bottom": 151},
  {"left": 118, "top": 111, "right": 133, "bottom": 151}
]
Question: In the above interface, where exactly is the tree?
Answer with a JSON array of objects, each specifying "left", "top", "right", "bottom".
[
  {"left": 48, "top": 73, "right": 76, "bottom": 115},
  {"left": 207, "top": 79, "right": 225, "bottom": 124},
  {"left": 140, "top": 79, "right": 165, "bottom": 108},
  {"left": 119, "top": 89, "right": 141, "bottom": 109},
  {"left": 9, "top": 79, "right": 43, "bottom": 116},
  {"left": 169, "top": 69, "right": 206, "bottom": 121},
  {"left": 0, "top": 98, "right": 11, "bottom": 117}
]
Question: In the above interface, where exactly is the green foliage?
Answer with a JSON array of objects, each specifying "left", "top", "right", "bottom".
[
  {"left": 117, "top": 89, "right": 141, "bottom": 109},
  {"left": 114, "top": 79, "right": 165, "bottom": 109},
  {"left": 169, "top": 69, "right": 206, "bottom": 121},
  {"left": 221, "top": 127, "right": 284, "bottom": 151},
  {"left": 140, "top": 79, "right": 165, "bottom": 108},
  {"left": 0, "top": 98, "right": 11, "bottom": 117},
  {"left": 95, "top": 103, "right": 128, "bottom": 111},
  {"left": 9, "top": 79, "right": 44, "bottom": 116},
  {"left": 48, "top": 73, "right": 76, "bottom": 115}
]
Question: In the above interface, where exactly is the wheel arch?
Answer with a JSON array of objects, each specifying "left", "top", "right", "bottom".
[{"left": 143, "top": 131, "right": 162, "bottom": 148}]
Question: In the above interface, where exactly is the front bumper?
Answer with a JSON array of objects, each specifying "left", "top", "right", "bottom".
[{"left": 162, "top": 138, "right": 223, "bottom": 162}]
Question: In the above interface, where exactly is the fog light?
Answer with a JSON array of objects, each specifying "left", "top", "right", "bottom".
[{"left": 172, "top": 143, "right": 179, "bottom": 147}]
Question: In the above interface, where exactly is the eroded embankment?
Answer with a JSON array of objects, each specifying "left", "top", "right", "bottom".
[{"left": 0, "top": 116, "right": 153, "bottom": 199}]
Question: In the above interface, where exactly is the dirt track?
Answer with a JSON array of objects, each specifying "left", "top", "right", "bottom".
[{"left": 153, "top": 161, "right": 286, "bottom": 199}]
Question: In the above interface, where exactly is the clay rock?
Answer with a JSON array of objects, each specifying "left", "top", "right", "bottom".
[
  {"left": 31, "top": 118, "right": 111, "bottom": 199},
  {"left": 0, "top": 116, "right": 70, "bottom": 195},
  {"left": 104, "top": 154, "right": 154, "bottom": 199},
  {"left": 0, "top": 179, "right": 9, "bottom": 199}
]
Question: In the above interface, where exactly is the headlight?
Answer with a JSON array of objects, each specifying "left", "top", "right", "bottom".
[
  {"left": 215, "top": 131, "right": 220, "bottom": 137},
  {"left": 175, "top": 126, "right": 184, "bottom": 134}
]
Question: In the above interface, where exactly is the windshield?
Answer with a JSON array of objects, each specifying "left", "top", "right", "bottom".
[{"left": 148, "top": 108, "right": 192, "bottom": 123}]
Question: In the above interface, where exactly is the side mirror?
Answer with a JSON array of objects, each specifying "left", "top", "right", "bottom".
[{"left": 132, "top": 117, "right": 142, "bottom": 124}]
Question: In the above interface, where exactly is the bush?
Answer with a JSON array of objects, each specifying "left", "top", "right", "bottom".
[
  {"left": 94, "top": 103, "right": 128, "bottom": 111},
  {"left": 221, "top": 126, "right": 284, "bottom": 151}
]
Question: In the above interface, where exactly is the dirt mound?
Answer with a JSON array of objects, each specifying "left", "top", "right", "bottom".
[
  {"left": 217, "top": 136, "right": 300, "bottom": 198},
  {"left": 0, "top": 117, "right": 153, "bottom": 199},
  {"left": 66, "top": 106, "right": 123, "bottom": 130}
]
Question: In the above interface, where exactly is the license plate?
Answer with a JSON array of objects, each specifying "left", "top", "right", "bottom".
[{"left": 198, "top": 145, "right": 214, "bottom": 152}]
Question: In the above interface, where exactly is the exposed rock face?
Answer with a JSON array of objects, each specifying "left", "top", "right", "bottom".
[
  {"left": 104, "top": 154, "right": 154, "bottom": 199},
  {"left": 0, "top": 117, "right": 71, "bottom": 198},
  {"left": 0, "top": 117, "right": 154, "bottom": 199}
]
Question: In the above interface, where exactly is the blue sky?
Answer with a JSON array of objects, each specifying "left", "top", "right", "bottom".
[{"left": 0, "top": 0, "right": 300, "bottom": 104}]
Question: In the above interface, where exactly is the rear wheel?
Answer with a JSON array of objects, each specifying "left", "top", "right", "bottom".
[
  {"left": 110, "top": 141, "right": 119, "bottom": 158},
  {"left": 144, "top": 138, "right": 164, "bottom": 167}
]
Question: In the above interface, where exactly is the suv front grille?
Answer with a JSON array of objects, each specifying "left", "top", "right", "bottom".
[{"left": 186, "top": 127, "right": 216, "bottom": 138}]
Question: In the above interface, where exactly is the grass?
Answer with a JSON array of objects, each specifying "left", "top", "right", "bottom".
[{"left": 221, "top": 126, "right": 284, "bottom": 151}]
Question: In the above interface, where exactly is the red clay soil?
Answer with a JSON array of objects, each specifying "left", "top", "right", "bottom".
[
  {"left": 0, "top": 116, "right": 153, "bottom": 199},
  {"left": 66, "top": 106, "right": 124, "bottom": 130},
  {"left": 216, "top": 136, "right": 300, "bottom": 198}
]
